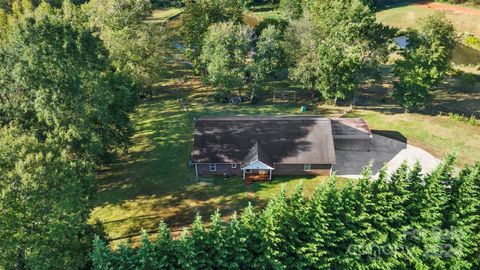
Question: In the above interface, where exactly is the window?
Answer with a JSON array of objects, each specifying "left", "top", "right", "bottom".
[
  {"left": 304, "top": 164, "right": 311, "bottom": 171},
  {"left": 209, "top": 164, "right": 216, "bottom": 172},
  {"left": 232, "top": 163, "right": 237, "bottom": 168},
  {"left": 245, "top": 169, "right": 252, "bottom": 173}
]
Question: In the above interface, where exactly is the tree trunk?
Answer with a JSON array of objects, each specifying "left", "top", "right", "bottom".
[
  {"left": 16, "top": 248, "right": 26, "bottom": 270},
  {"left": 353, "top": 91, "right": 358, "bottom": 108}
]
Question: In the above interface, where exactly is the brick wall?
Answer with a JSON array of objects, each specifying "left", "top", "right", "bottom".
[
  {"left": 273, "top": 164, "right": 332, "bottom": 176},
  {"left": 196, "top": 164, "right": 242, "bottom": 176},
  {"left": 196, "top": 163, "right": 332, "bottom": 177}
]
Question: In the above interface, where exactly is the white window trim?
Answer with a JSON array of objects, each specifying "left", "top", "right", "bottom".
[
  {"left": 209, "top": 163, "right": 217, "bottom": 172},
  {"left": 304, "top": 164, "right": 311, "bottom": 171},
  {"left": 232, "top": 163, "right": 237, "bottom": 168}
]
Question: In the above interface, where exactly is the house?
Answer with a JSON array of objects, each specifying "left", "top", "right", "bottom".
[{"left": 191, "top": 116, "right": 372, "bottom": 182}]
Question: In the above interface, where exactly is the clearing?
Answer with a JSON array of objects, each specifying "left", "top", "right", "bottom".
[{"left": 377, "top": 1, "right": 480, "bottom": 37}]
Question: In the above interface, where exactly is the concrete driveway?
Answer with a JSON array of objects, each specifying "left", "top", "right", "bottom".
[{"left": 333, "top": 134, "right": 440, "bottom": 178}]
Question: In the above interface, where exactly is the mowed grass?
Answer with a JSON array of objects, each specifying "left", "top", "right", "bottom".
[
  {"left": 91, "top": 58, "right": 346, "bottom": 244},
  {"left": 347, "top": 108, "right": 480, "bottom": 166},
  {"left": 376, "top": 2, "right": 480, "bottom": 37}
]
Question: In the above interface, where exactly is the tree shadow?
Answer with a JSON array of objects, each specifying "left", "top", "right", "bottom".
[{"left": 333, "top": 131, "right": 407, "bottom": 176}]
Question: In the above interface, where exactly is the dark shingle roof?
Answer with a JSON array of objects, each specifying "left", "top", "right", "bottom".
[
  {"left": 241, "top": 141, "right": 273, "bottom": 168},
  {"left": 192, "top": 116, "right": 336, "bottom": 165},
  {"left": 331, "top": 118, "right": 372, "bottom": 139}
]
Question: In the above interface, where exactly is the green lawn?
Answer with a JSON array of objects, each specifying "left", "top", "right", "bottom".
[
  {"left": 376, "top": 2, "right": 480, "bottom": 38},
  {"left": 92, "top": 57, "right": 347, "bottom": 245},
  {"left": 346, "top": 108, "right": 480, "bottom": 166}
]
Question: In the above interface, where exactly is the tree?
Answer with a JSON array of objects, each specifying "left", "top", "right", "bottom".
[
  {"left": 253, "top": 25, "right": 286, "bottom": 79},
  {"left": 278, "top": 185, "right": 311, "bottom": 268},
  {"left": 290, "top": 0, "right": 393, "bottom": 103},
  {"left": 86, "top": 0, "right": 171, "bottom": 91},
  {"left": 305, "top": 184, "right": 331, "bottom": 269},
  {"left": 279, "top": 0, "right": 303, "bottom": 19},
  {"left": 393, "top": 13, "right": 455, "bottom": 111},
  {"left": 249, "top": 24, "right": 286, "bottom": 101},
  {"left": 201, "top": 21, "right": 252, "bottom": 99},
  {"left": 286, "top": 11, "right": 319, "bottom": 94},
  {"left": 0, "top": 126, "right": 95, "bottom": 270},
  {"left": 0, "top": 13, "right": 135, "bottom": 162},
  {"left": 181, "top": 0, "right": 245, "bottom": 72}
]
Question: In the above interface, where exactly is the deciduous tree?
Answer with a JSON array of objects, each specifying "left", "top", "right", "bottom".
[
  {"left": 393, "top": 13, "right": 455, "bottom": 111},
  {"left": 201, "top": 22, "right": 252, "bottom": 99}
]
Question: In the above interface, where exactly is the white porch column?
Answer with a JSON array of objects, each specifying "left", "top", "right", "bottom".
[
  {"left": 243, "top": 169, "right": 246, "bottom": 180},
  {"left": 269, "top": 169, "right": 272, "bottom": 180},
  {"left": 195, "top": 164, "right": 198, "bottom": 178}
]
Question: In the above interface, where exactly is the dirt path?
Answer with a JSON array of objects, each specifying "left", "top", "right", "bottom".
[{"left": 415, "top": 1, "right": 480, "bottom": 16}]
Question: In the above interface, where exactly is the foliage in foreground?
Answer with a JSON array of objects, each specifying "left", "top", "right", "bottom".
[
  {"left": 92, "top": 157, "right": 480, "bottom": 270},
  {"left": 0, "top": 2, "right": 141, "bottom": 269}
]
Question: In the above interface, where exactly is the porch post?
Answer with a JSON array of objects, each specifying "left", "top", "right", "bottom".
[
  {"left": 269, "top": 169, "right": 272, "bottom": 180},
  {"left": 243, "top": 169, "right": 245, "bottom": 180},
  {"left": 195, "top": 164, "right": 198, "bottom": 178}
]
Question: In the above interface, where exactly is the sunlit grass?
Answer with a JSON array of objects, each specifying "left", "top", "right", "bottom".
[
  {"left": 146, "top": 8, "right": 183, "bottom": 24},
  {"left": 347, "top": 109, "right": 480, "bottom": 166},
  {"left": 377, "top": 3, "right": 480, "bottom": 38}
]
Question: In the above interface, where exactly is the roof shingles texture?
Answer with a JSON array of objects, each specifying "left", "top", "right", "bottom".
[{"left": 192, "top": 116, "right": 337, "bottom": 165}]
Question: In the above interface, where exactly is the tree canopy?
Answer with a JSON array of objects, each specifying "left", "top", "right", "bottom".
[
  {"left": 0, "top": 125, "right": 97, "bottom": 269},
  {"left": 201, "top": 21, "right": 252, "bottom": 99},
  {"left": 288, "top": 0, "right": 393, "bottom": 103},
  {"left": 0, "top": 13, "right": 135, "bottom": 162},
  {"left": 393, "top": 13, "right": 456, "bottom": 111},
  {"left": 181, "top": 0, "right": 246, "bottom": 72}
]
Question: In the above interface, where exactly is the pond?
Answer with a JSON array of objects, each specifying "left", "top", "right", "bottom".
[{"left": 394, "top": 36, "right": 480, "bottom": 67}]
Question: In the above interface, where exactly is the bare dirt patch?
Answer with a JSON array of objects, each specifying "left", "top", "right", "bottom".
[{"left": 415, "top": 1, "right": 480, "bottom": 16}]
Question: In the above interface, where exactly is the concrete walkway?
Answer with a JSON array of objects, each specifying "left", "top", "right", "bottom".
[{"left": 333, "top": 134, "right": 440, "bottom": 178}]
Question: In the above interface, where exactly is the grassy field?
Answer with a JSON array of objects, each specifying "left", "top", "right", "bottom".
[
  {"left": 377, "top": 2, "right": 480, "bottom": 37},
  {"left": 92, "top": 55, "right": 348, "bottom": 244},
  {"left": 92, "top": 9, "right": 480, "bottom": 245},
  {"left": 347, "top": 108, "right": 480, "bottom": 166}
]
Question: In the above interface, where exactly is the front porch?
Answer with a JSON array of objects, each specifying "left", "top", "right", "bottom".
[{"left": 243, "top": 169, "right": 272, "bottom": 184}]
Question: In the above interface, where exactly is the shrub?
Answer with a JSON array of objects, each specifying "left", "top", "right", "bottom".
[{"left": 448, "top": 112, "right": 479, "bottom": 126}]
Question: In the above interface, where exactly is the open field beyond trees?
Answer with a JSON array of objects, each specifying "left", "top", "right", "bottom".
[
  {"left": 377, "top": 2, "right": 480, "bottom": 37},
  {"left": 377, "top": 1, "right": 480, "bottom": 38}
]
